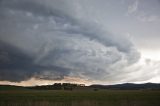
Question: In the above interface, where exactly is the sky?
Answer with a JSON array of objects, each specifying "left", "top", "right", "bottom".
[{"left": 0, "top": 0, "right": 160, "bottom": 86}]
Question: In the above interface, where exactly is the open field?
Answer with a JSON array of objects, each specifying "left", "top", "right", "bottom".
[{"left": 0, "top": 89, "right": 160, "bottom": 106}]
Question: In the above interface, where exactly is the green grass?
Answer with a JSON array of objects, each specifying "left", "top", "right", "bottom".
[
  {"left": 0, "top": 85, "right": 28, "bottom": 91},
  {"left": 0, "top": 89, "right": 160, "bottom": 106}
]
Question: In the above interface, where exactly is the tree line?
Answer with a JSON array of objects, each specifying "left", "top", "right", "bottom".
[{"left": 27, "top": 83, "right": 85, "bottom": 90}]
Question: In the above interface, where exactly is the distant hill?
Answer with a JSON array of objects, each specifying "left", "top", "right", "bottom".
[{"left": 90, "top": 83, "right": 160, "bottom": 90}]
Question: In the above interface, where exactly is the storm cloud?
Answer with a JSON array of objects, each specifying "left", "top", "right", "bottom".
[{"left": 0, "top": 0, "right": 141, "bottom": 83}]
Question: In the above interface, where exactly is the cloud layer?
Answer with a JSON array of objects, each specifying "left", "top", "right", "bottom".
[{"left": 0, "top": 0, "right": 141, "bottom": 83}]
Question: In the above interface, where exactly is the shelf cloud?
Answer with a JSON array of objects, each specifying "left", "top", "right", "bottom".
[{"left": 2, "top": 0, "right": 159, "bottom": 85}]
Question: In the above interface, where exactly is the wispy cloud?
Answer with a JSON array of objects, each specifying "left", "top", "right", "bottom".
[
  {"left": 126, "top": 0, "right": 160, "bottom": 22},
  {"left": 127, "top": 0, "right": 139, "bottom": 14},
  {"left": 136, "top": 14, "right": 160, "bottom": 22}
]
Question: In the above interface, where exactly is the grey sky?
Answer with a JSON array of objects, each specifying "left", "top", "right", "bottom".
[{"left": 0, "top": 0, "right": 160, "bottom": 85}]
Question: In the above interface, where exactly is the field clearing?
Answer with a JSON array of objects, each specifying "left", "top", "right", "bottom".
[{"left": 0, "top": 90, "right": 160, "bottom": 106}]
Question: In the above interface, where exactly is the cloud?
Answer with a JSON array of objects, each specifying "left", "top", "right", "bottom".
[
  {"left": 0, "top": 41, "right": 71, "bottom": 82},
  {"left": 126, "top": 0, "right": 160, "bottom": 22},
  {"left": 127, "top": 0, "right": 139, "bottom": 14},
  {"left": 0, "top": 0, "right": 141, "bottom": 83},
  {"left": 136, "top": 14, "right": 160, "bottom": 22},
  {"left": 124, "top": 59, "right": 160, "bottom": 83}
]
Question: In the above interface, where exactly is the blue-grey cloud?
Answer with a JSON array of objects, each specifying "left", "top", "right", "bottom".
[
  {"left": 0, "top": 41, "right": 70, "bottom": 81},
  {"left": 0, "top": 0, "right": 141, "bottom": 82}
]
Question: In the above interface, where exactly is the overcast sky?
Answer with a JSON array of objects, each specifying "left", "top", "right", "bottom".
[{"left": 0, "top": 0, "right": 160, "bottom": 86}]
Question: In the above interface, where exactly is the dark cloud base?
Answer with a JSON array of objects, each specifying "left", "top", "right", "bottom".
[{"left": 0, "top": 41, "right": 70, "bottom": 82}]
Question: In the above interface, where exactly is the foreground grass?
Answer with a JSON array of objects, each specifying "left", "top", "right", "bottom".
[{"left": 0, "top": 90, "right": 160, "bottom": 106}]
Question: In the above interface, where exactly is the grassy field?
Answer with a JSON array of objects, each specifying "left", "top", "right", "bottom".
[{"left": 0, "top": 89, "right": 160, "bottom": 106}]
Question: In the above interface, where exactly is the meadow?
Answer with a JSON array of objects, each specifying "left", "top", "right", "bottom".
[{"left": 0, "top": 89, "right": 160, "bottom": 106}]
